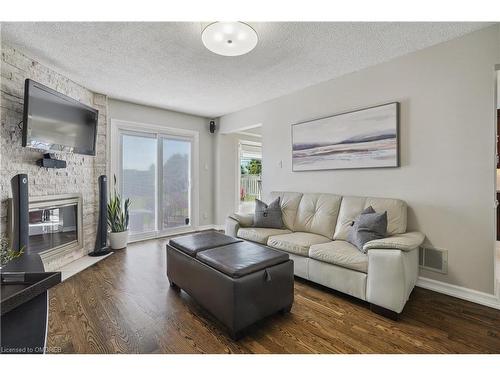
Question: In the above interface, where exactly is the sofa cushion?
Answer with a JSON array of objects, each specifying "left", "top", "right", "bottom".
[
  {"left": 254, "top": 197, "right": 284, "bottom": 229},
  {"left": 293, "top": 193, "right": 342, "bottom": 239},
  {"left": 334, "top": 196, "right": 407, "bottom": 240},
  {"left": 237, "top": 227, "right": 291, "bottom": 244},
  {"left": 365, "top": 197, "right": 406, "bottom": 235},
  {"left": 333, "top": 196, "right": 366, "bottom": 240},
  {"left": 270, "top": 191, "right": 303, "bottom": 231},
  {"left": 267, "top": 232, "right": 331, "bottom": 256},
  {"left": 309, "top": 240, "right": 368, "bottom": 273}
]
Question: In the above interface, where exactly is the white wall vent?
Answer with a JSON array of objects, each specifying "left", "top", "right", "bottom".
[{"left": 419, "top": 246, "right": 448, "bottom": 274}]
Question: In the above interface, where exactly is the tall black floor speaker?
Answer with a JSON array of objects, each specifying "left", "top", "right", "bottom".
[
  {"left": 10, "top": 174, "right": 29, "bottom": 253},
  {"left": 89, "top": 175, "right": 111, "bottom": 257}
]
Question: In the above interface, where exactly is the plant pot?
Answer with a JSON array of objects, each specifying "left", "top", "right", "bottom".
[{"left": 109, "top": 230, "right": 129, "bottom": 250}]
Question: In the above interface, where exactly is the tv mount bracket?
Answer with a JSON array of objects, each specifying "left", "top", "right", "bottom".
[{"left": 36, "top": 153, "right": 67, "bottom": 169}]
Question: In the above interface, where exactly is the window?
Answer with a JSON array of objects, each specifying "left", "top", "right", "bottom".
[{"left": 113, "top": 120, "right": 196, "bottom": 241}]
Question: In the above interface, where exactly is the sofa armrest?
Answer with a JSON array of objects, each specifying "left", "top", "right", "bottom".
[
  {"left": 363, "top": 231, "right": 425, "bottom": 252},
  {"left": 225, "top": 217, "right": 240, "bottom": 237},
  {"left": 228, "top": 213, "right": 254, "bottom": 227},
  {"left": 366, "top": 247, "right": 419, "bottom": 314},
  {"left": 225, "top": 213, "right": 254, "bottom": 237}
]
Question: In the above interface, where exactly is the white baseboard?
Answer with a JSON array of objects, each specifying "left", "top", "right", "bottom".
[
  {"left": 197, "top": 224, "right": 223, "bottom": 231},
  {"left": 417, "top": 276, "right": 500, "bottom": 310},
  {"left": 127, "top": 225, "right": 223, "bottom": 244}
]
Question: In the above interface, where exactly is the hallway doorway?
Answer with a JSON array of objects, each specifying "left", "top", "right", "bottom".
[{"left": 238, "top": 140, "right": 262, "bottom": 214}]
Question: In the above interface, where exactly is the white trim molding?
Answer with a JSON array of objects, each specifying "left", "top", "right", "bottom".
[
  {"left": 110, "top": 118, "right": 200, "bottom": 243},
  {"left": 417, "top": 276, "right": 500, "bottom": 310},
  {"left": 127, "top": 225, "right": 223, "bottom": 244},
  {"left": 197, "top": 224, "right": 224, "bottom": 231},
  {"left": 237, "top": 131, "right": 262, "bottom": 138}
]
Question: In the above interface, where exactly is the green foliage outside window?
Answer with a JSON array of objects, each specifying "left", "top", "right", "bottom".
[{"left": 241, "top": 159, "right": 261, "bottom": 175}]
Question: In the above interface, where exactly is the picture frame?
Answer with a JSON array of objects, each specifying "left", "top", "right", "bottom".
[{"left": 291, "top": 102, "right": 400, "bottom": 171}]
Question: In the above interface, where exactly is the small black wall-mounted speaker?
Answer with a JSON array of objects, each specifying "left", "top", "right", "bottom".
[
  {"left": 10, "top": 174, "right": 29, "bottom": 253},
  {"left": 209, "top": 120, "right": 216, "bottom": 134},
  {"left": 89, "top": 175, "right": 111, "bottom": 257}
]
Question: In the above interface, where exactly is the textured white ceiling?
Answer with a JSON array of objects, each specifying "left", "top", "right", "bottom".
[{"left": 0, "top": 22, "right": 491, "bottom": 117}]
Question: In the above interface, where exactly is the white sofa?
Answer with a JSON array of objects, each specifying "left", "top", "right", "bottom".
[{"left": 225, "top": 191, "right": 425, "bottom": 318}]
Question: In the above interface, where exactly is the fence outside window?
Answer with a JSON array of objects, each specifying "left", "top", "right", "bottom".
[{"left": 240, "top": 174, "right": 261, "bottom": 201}]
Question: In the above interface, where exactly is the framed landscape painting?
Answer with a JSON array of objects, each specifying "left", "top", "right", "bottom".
[{"left": 292, "top": 102, "right": 400, "bottom": 171}]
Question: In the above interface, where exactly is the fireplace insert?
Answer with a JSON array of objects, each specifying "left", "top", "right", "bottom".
[{"left": 8, "top": 194, "right": 83, "bottom": 263}]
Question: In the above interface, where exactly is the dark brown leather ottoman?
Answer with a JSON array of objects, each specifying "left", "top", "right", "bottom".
[{"left": 166, "top": 231, "right": 294, "bottom": 339}]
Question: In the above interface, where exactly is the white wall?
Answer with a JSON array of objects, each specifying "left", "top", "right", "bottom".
[
  {"left": 214, "top": 132, "right": 261, "bottom": 224},
  {"left": 108, "top": 99, "right": 215, "bottom": 226},
  {"left": 220, "top": 26, "right": 500, "bottom": 294}
]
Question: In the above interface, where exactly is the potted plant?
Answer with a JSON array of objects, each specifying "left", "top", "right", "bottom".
[
  {"left": 107, "top": 175, "right": 131, "bottom": 250},
  {"left": 0, "top": 235, "right": 24, "bottom": 269}
]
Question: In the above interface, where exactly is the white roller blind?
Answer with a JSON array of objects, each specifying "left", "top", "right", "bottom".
[{"left": 241, "top": 143, "right": 262, "bottom": 159}]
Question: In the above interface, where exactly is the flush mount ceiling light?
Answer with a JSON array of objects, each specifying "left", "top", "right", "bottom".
[{"left": 202, "top": 22, "right": 258, "bottom": 57}]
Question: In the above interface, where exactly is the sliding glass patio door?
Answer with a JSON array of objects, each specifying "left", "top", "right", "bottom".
[
  {"left": 119, "top": 129, "right": 192, "bottom": 239},
  {"left": 160, "top": 137, "right": 191, "bottom": 230},
  {"left": 121, "top": 132, "right": 157, "bottom": 236}
]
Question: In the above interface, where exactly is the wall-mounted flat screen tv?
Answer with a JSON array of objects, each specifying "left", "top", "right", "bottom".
[{"left": 22, "top": 79, "right": 98, "bottom": 156}]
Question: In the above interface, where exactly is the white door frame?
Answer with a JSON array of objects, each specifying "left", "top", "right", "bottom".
[
  {"left": 110, "top": 118, "right": 200, "bottom": 242},
  {"left": 494, "top": 67, "right": 500, "bottom": 299}
]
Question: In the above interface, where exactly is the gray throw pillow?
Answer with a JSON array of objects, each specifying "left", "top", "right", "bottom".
[
  {"left": 350, "top": 206, "right": 375, "bottom": 226},
  {"left": 348, "top": 207, "right": 387, "bottom": 253},
  {"left": 254, "top": 197, "right": 283, "bottom": 229}
]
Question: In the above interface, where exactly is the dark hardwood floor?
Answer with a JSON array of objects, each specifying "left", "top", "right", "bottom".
[{"left": 47, "top": 234, "right": 500, "bottom": 354}]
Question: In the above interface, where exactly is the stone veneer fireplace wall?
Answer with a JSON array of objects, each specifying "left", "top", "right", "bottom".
[{"left": 0, "top": 44, "right": 108, "bottom": 270}]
